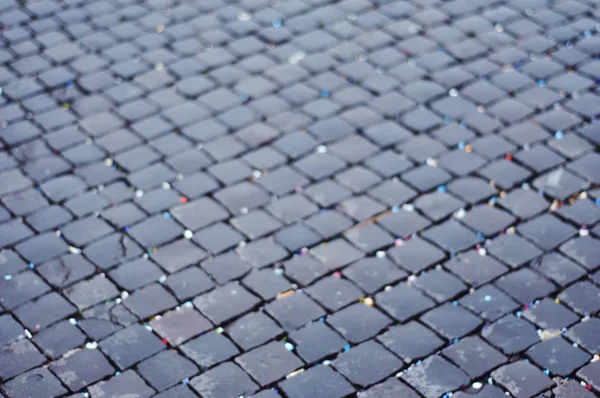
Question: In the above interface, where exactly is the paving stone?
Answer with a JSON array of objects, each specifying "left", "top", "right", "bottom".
[
  {"left": 190, "top": 362, "right": 258, "bottom": 398},
  {"left": 333, "top": 340, "right": 403, "bottom": 387},
  {"left": 266, "top": 291, "right": 326, "bottom": 331},
  {"left": 421, "top": 303, "right": 482, "bottom": 339},
  {"left": 577, "top": 361, "right": 600, "bottom": 393},
  {"left": 443, "top": 336, "right": 507, "bottom": 378},
  {"left": 401, "top": 355, "right": 469, "bottom": 398},
  {"left": 1, "top": 368, "right": 67, "bottom": 398},
  {"left": 357, "top": 378, "right": 419, "bottom": 398},
  {"left": 376, "top": 283, "right": 435, "bottom": 322},
  {"left": 553, "top": 380, "right": 597, "bottom": 398},
  {"left": 50, "top": 348, "right": 115, "bottom": 391},
  {"left": 482, "top": 315, "right": 540, "bottom": 355},
  {"left": 150, "top": 307, "right": 212, "bottom": 346},
  {"left": 279, "top": 365, "right": 354, "bottom": 398},
  {"left": 193, "top": 282, "right": 261, "bottom": 325},
  {"left": 33, "top": 320, "right": 85, "bottom": 358},
  {"left": 377, "top": 321, "right": 444, "bottom": 362},
  {"left": 460, "top": 285, "right": 520, "bottom": 321},
  {"left": 100, "top": 324, "right": 165, "bottom": 370},
  {"left": 495, "top": 268, "right": 556, "bottom": 305},
  {"left": 491, "top": 361, "right": 553, "bottom": 398},
  {"left": 566, "top": 318, "right": 600, "bottom": 354},
  {"left": 88, "top": 370, "right": 155, "bottom": 398},
  {"left": 445, "top": 250, "right": 509, "bottom": 287},
  {"left": 0, "top": 340, "right": 46, "bottom": 381},
  {"left": 137, "top": 350, "right": 198, "bottom": 392},
  {"left": 236, "top": 341, "right": 303, "bottom": 386},
  {"left": 327, "top": 303, "right": 392, "bottom": 344},
  {"left": 527, "top": 337, "right": 590, "bottom": 376},
  {"left": 181, "top": 332, "right": 239, "bottom": 369},
  {"left": 289, "top": 321, "right": 347, "bottom": 363}
]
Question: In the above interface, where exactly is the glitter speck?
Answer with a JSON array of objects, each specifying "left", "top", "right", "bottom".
[
  {"left": 449, "top": 88, "right": 459, "bottom": 97},
  {"left": 484, "top": 295, "right": 492, "bottom": 302},
  {"left": 183, "top": 230, "right": 193, "bottom": 239}
]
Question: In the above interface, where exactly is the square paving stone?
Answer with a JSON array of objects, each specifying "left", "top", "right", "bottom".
[
  {"left": 0, "top": 271, "right": 50, "bottom": 310},
  {"left": 0, "top": 339, "right": 47, "bottom": 381},
  {"left": 266, "top": 291, "right": 326, "bottom": 331},
  {"left": 193, "top": 222, "right": 245, "bottom": 254},
  {"left": 193, "top": 282, "right": 260, "bottom": 325},
  {"left": 181, "top": 332, "right": 239, "bottom": 369},
  {"left": 497, "top": 188, "right": 549, "bottom": 219},
  {"left": 150, "top": 307, "right": 212, "bottom": 346},
  {"left": 1, "top": 367, "right": 67, "bottom": 398},
  {"left": 343, "top": 257, "right": 406, "bottom": 294},
  {"left": 333, "top": 340, "right": 403, "bottom": 388},
  {"left": 34, "top": 320, "right": 86, "bottom": 359},
  {"left": 443, "top": 336, "right": 507, "bottom": 378},
  {"left": 310, "top": 239, "right": 364, "bottom": 270},
  {"left": 100, "top": 324, "right": 165, "bottom": 370},
  {"left": 491, "top": 361, "right": 553, "bottom": 398},
  {"left": 486, "top": 234, "right": 543, "bottom": 268},
  {"left": 127, "top": 215, "right": 184, "bottom": 249},
  {"left": 558, "top": 281, "right": 600, "bottom": 315},
  {"left": 387, "top": 237, "right": 446, "bottom": 273},
  {"left": 527, "top": 337, "right": 590, "bottom": 376},
  {"left": 533, "top": 168, "right": 589, "bottom": 201},
  {"left": 137, "top": 350, "right": 198, "bottom": 392},
  {"left": 376, "top": 283, "right": 435, "bottom": 322},
  {"left": 50, "top": 348, "right": 115, "bottom": 391},
  {"left": 279, "top": 365, "right": 355, "bottom": 398},
  {"left": 79, "top": 301, "right": 138, "bottom": 341},
  {"left": 242, "top": 269, "right": 293, "bottom": 300},
  {"left": 445, "top": 250, "right": 509, "bottom": 287},
  {"left": 123, "top": 283, "right": 178, "bottom": 320},
  {"left": 201, "top": 252, "right": 252, "bottom": 284},
  {"left": 495, "top": 268, "right": 556, "bottom": 305},
  {"left": 414, "top": 269, "right": 467, "bottom": 303},
  {"left": 170, "top": 198, "right": 229, "bottom": 232},
  {"left": 236, "top": 341, "right": 304, "bottom": 386},
  {"left": 289, "top": 321, "right": 347, "bottom": 363},
  {"left": 566, "top": 318, "right": 600, "bottom": 354},
  {"left": 577, "top": 361, "right": 600, "bottom": 393},
  {"left": 422, "top": 220, "right": 479, "bottom": 253},
  {"left": 227, "top": 311, "right": 283, "bottom": 351},
  {"left": 461, "top": 205, "right": 516, "bottom": 237},
  {"left": 357, "top": 378, "right": 419, "bottom": 398},
  {"left": 0, "top": 314, "right": 23, "bottom": 347},
  {"left": 523, "top": 298, "right": 579, "bottom": 330},
  {"left": 327, "top": 303, "right": 392, "bottom": 344},
  {"left": 479, "top": 160, "right": 532, "bottom": 190},
  {"left": 482, "top": 315, "right": 540, "bottom": 355},
  {"left": 553, "top": 380, "right": 597, "bottom": 398},
  {"left": 401, "top": 355, "right": 469, "bottom": 398},
  {"left": 377, "top": 210, "right": 431, "bottom": 238},
  {"left": 151, "top": 239, "right": 207, "bottom": 274},
  {"left": 14, "top": 232, "right": 68, "bottom": 264},
  {"left": 88, "top": 370, "right": 155, "bottom": 398},
  {"left": 421, "top": 303, "right": 482, "bottom": 339},
  {"left": 518, "top": 214, "right": 577, "bottom": 250},
  {"left": 447, "top": 176, "right": 497, "bottom": 204},
  {"left": 459, "top": 285, "right": 520, "bottom": 321},
  {"left": 190, "top": 362, "right": 258, "bottom": 398},
  {"left": 109, "top": 258, "right": 164, "bottom": 291},
  {"left": 413, "top": 191, "right": 464, "bottom": 222},
  {"left": 306, "top": 276, "right": 363, "bottom": 311},
  {"left": 560, "top": 236, "right": 600, "bottom": 270},
  {"left": 377, "top": 321, "right": 444, "bottom": 363}
]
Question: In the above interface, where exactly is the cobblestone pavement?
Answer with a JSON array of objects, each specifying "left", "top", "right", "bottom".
[{"left": 1, "top": 0, "right": 600, "bottom": 396}]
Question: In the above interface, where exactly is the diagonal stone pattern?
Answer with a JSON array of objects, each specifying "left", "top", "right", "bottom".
[{"left": 0, "top": 0, "right": 600, "bottom": 397}]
